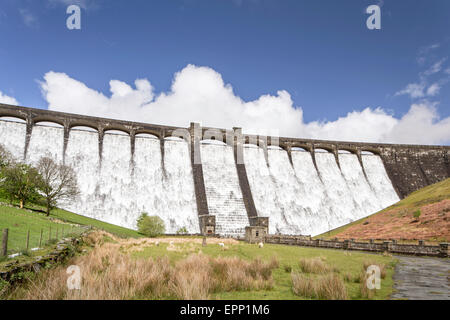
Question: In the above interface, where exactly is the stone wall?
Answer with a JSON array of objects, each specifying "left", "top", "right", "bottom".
[
  {"left": 264, "top": 235, "right": 449, "bottom": 258},
  {"left": 0, "top": 234, "right": 86, "bottom": 286}
]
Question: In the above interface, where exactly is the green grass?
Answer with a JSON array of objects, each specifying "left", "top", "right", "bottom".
[
  {"left": 132, "top": 241, "right": 396, "bottom": 300},
  {"left": 0, "top": 197, "right": 142, "bottom": 269},
  {"left": 315, "top": 178, "right": 450, "bottom": 240},
  {"left": 0, "top": 204, "right": 86, "bottom": 255},
  {"left": 49, "top": 207, "right": 142, "bottom": 239},
  {"left": 0, "top": 196, "right": 142, "bottom": 240}
]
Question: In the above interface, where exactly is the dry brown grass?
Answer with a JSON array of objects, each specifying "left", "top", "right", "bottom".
[
  {"left": 359, "top": 272, "right": 375, "bottom": 299},
  {"left": 291, "top": 273, "right": 348, "bottom": 300},
  {"left": 298, "top": 257, "right": 331, "bottom": 274},
  {"left": 8, "top": 231, "right": 278, "bottom": 300}
]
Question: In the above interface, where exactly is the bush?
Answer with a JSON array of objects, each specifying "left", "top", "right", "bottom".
[
  {"left": 137, "top": 213, "right": 165, "bottom": 237},
  {"left": 291, "top": 273, "right": 348, "bottom": 300},
  {"left": 413, "top": 209, "right": 421, "bottom": 219},
  {"left": 298, "top": 257, "right": 331, "bottom": 274},
  {"left": 176, "top": 227, "right": 188, "bottom": 235}
]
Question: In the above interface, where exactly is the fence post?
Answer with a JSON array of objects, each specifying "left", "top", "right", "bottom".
[
  {"left": 1, "top": 229, "right": 8, "bottom": 257},
  {"left": 39, "top": 229, "right": 43, "bottom": 248},
  {"left": 26, "top": 230, "right": 30, "bottom": 251}
]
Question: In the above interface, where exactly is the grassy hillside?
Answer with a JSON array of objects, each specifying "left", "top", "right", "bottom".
[
  {"left": 316, "top": 178, "right": 450, "bottom": 242},
  {"left": 0, "top": 204, "right": 86, "bottom": 254},
  {"left": 0, "top": 201, "right": 142, "bottom": 256}
]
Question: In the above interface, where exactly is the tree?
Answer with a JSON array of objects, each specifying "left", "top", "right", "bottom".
[
  {"left": 136, "top": 213, "right": 165, "bottom": 237},
  {"left": 0, "top": 163, "right": 40, "bottom": 208},
  {"left": 36, "top": 157, "right": 80, "bottom": 216}
]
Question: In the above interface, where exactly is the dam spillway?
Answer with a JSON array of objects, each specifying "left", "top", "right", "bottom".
[{"left": 0, "top": 104, "right": 449, "bottom": 237}]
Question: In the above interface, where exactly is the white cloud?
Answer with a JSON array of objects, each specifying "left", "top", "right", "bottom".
[
  {"left": 0, "top": 91, "right": 19, "bottom": 105},
  {"left": 396, "top": 56, "right": 449, "bottom": 99},
  {"left": 40, "top": 65, "right": 450, "bottom": 145},
  {"left": 395, "top": 83, "right": 425, "bottom": 99},
  {"left": 426, "top": 83, "right": 441, "bottom": 96},
  {"left": 422, "top": 58, "right": 447, "bottom": 76}
]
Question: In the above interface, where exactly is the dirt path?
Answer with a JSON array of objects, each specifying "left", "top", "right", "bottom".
[{"left": 391, "top": 255, "right": 449, "bottom": 300}]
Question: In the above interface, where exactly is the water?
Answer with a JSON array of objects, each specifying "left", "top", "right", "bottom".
[
  {"left": 244, "top": 148, "right": 399, "bottom": 236},
  {"left": 243, "top": 145, "right": 283, "bottom": 234},
  {"left": 291, "top": 151, "right": 337, "bottom": 235},
  {"left": 0, "top": 120, "right": 199, "bottom": 233},
  {"left": 339, "top": 153, "right": 382, "bottom": 216},
  {"left": 0, "top": 120, "right": 26, "bottom": 161},
  {"left": 362, "top": 154, "right": 400, "bottom": 207},
  {"left": 162, "top": 139, "right": 200, "bottom": 234},
  {"left": 26, "top": 125, "right": 64, "bottom": 165},
  {"left": 201, "top": 142, "right": 249, "bottom": 237}
]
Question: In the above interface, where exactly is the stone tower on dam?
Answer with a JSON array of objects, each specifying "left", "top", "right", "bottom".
[{"left": 0, "top": 103, "right": 449, "bottom": 237}]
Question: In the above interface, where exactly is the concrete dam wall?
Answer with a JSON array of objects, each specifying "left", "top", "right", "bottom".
[{"left": 0, "top": 104, "right": 449, "bottom": 237}]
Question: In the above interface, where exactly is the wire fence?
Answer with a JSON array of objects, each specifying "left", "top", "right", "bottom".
[{"left": 1, "top": 225, "right": 86, "bottom": 257}]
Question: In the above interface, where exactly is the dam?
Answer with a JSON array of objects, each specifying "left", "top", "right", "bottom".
[{"left": 0, "top": 104, "right": 449, "bottom": 237}]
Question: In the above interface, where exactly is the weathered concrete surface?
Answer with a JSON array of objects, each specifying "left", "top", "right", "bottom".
[{"left": 392, "top": 255, "right": 450, "bottom": 300}]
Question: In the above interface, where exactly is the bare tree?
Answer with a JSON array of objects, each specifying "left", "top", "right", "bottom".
[{"left": 36, "top": 157, "right": 80, "bottom": 216}]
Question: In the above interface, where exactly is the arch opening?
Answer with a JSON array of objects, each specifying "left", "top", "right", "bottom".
[
  {"left": 70, "top": 126, "right": 98, "bottom": 133},
  {"left": 291, "top": 147, "right": 307, "bottom": 152},
  {"left": 135, "top": 133, "right": 159, "bottom": 140},
  {"left": 201, "top": 139, "right": 227, "bottom": 146},
  {"left": 34, "top": 121, "right": 64, "bottom": 128},
  {"left": 314, "top": 148, "right": 330, "bottom": 153},
  {"left": 0, "top": 116, "right": 26, "bottom": 123},
  {"left": 165, "top": 136, "right": 185, "bottom": 142},
  {"left": 104, "top": 129, "right": 130, "bottom": 136},
  {"left": 243, "top": 143, "right": 259, "bottom": 149}
]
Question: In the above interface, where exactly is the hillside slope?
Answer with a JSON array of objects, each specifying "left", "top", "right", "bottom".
[{"left": 317, "top": 178, "right": 450, "bottom": 242}]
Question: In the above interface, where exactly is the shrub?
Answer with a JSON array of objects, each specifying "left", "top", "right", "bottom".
[
  {"left": 176, "top": 227, "right": 188, "bottom": 235},
  {"left": 298, "top": 257, "right": 330, "bottom": 274},
  {"left": 291, "top": 273, "right": 348, "bottom": 300},
  {"left": 315, "top": 274, "right": 348, "bottom": 300},
  {"left": 291, "top": 273, "right": 315, "bottom": 297},
  {"left": 137, "top": 213, "right": 165, "bottom": 237},
  {"left": 413, "top": 210, "right": 421, "bottom": 219}
]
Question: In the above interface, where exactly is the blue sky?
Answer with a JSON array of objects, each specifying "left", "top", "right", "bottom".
[{"left": 0, "top": 0, "right": 449, "bottom": 144}]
